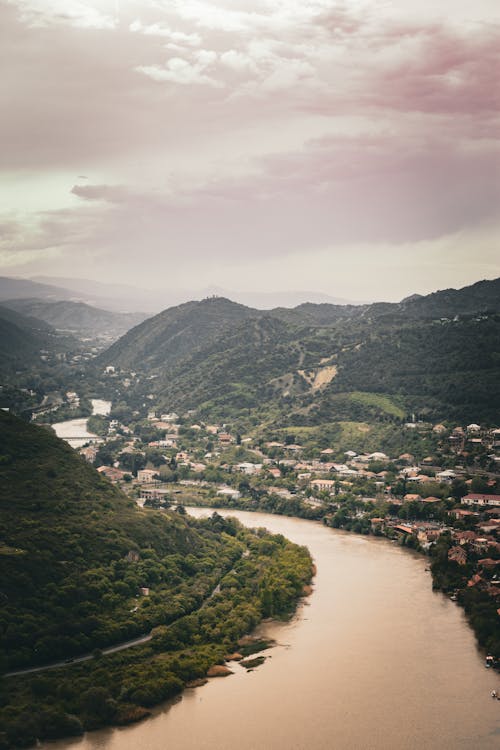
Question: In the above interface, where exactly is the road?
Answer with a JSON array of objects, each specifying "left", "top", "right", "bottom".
[
  {"left": 5, "top": 632, "right": 153, "bottom": 678},
  {"left": 5, "top": 545, "right": 245, "bottom": 679}
]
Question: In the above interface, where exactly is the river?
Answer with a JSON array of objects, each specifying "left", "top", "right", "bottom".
[
  {"left": 48, "top": 508, "right": 500, "bottom": 750},
  {"left": 52, "top": 399, "right": 111, "bottom": 448}
]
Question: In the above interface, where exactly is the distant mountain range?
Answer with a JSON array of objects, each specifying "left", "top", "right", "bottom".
[
  {"left": 2, "top": 275, "right": 499, "bottom": 424},
  {"left": 1, "top": 298, "right": 147, "bottom": 340},
  {"left": 98, "top": 277, "right": 500, "bottom": 425},
  {"left": 0, "top": 275, "right": 363, "bottom": 313}
]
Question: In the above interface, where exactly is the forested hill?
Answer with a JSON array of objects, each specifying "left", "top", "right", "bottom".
[
  {"left": 0, "top": 411, "right": 242, "bottom": 671},
  {"left": 97, "top": 278, "right": 500, "bottom": 424},
  {"left": 101, "top": 296, "right": 256, "bottom": 370},
  {"left": 0, "top": 412, "right": 313, "bottom": 747}
]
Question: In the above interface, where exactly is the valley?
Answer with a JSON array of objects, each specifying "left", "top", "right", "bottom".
[{"left": 1, "top": 276, "right": 499, "bottom": 748}]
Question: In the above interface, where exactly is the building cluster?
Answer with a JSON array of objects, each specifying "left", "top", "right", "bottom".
[{"left": 77, "top": 413, "right": 500, "bottom": 617}]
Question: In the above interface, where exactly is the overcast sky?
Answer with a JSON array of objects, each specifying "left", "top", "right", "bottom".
[{"left": 1, "top": 0, "right": 499, "bottom": 302}]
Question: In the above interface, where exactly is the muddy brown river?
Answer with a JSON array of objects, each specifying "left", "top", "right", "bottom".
[{"left": 49, "top": 508, "right": 500, "bottom": 750}]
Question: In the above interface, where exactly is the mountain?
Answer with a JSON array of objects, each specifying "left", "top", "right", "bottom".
[
  {"left": 398, "top": 277, "right": 500, "bottom": 318},
  {"left": 197, "top": 286, "right": 364, "bottom": 308},
  {"left": 101, "top": 297, "right": 257, "bottom": 370},
  {"left": 0, "top": 276, "right": 159, "bottom": 314},
  {"left": 2, "top": 298, "right": 147, "bottom": 341},
  {"left": 98, "top": 279, "right": 500, "bottom": 424},
  {"left": 0, "top": 308, "right": 42, "bottom": 364},
  {"left": 0, "top": 276, "right": 82, "bottom": 303}
]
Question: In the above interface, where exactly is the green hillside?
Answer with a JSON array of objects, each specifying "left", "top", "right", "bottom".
[
  {"left": 0, "top": 305, "right": 66, "bottom": 370},
  {"left": 101, "top": 296, "right": 256, "bottom": 370},
  {"left": 97, "top": 278, "right": 500, "bottom": 426},
  {"left": 0, "top": 413, "right": 312, "bottom": 747},
  {"left": 0, "top": 411, "right": 241, "bottom": 671}
]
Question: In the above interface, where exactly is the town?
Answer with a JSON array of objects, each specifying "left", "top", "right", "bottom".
[{"left": 60, "top": 399, "right": 500, "bottom": 665}]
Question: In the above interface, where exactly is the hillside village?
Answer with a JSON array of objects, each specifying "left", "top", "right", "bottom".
[{"left": 68, "top": 406, "right": 500, "bottom": 662}]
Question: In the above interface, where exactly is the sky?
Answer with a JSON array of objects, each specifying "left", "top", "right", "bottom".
[{"left": 1, "top": 0, "right": 499, "bottom": 302}]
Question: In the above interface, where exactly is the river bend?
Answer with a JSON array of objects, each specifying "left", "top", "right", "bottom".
[{"left": 48, "top": 508, "right": 500, "bottom": 750}]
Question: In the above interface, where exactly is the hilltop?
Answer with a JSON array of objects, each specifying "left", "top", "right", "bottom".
[{"left": 102, "top": 296, "right": 256, "bottom": 370}]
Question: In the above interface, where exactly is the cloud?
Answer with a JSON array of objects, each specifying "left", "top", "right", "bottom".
[
  {"left": 8, "top": 0, "right": 115, "bottom": 29},
  {"left": 34, "top": 125, "right": 497, "bottom": 280},
  {"left": 136, "top": 51, "right": 221, "bottom": 87},
  {"left": 2, "top": 0, "right": 499, "bottom": 297},
  {"left": 70, "top": 184, "right": 129, "bottom": 202},
  {"left": 129, "top": 19, "right": 201, "bottom": 45}
]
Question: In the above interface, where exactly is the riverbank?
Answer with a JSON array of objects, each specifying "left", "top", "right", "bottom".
[
  {"left": 42, "top": 507, "right": 500, "bottom": 750},
  {"left": 180, "top": 498, "right": 500, "bottom": 667},
  {"left": 0, "top": 514, "right": 312, "bottom": 749}
]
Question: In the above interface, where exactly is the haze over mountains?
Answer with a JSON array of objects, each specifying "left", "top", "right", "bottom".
[
  {"left": 0, "top": 276, "right": 363, "bottom": 314},
  {"left": 2, "top": 298, "right": 147, "bottom": 341}
]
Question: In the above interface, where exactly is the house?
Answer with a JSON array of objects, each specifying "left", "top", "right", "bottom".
[
  {"left": 478, "top": 558, "right": 500, "bottom": 570},
  {"left": 433, "top": 424, "right": 447, "bottom": 434},
  {"left": 478, "top": 523, "right": 500, "bottom": 535},
  {"left": 236, "top": 462, "right": 262, "bottom": 475},
  {"left": 467, "top": 573, "right": 482, "bottom": 588},
  {"left": 97, "top": 466, "right": 127, "bottom": 482},
  {"left": 140, "top": 487, "right": 170, "bottom": 502},
  {"left": 310, "top": 479, "right": 336, "bottom": 492},
  {"left": 450, "top": 508, "right": 478, "bottom": 521},
  {"left": 462, "top": 493, "right": 500, "bottom": 508},
  {"left": 453, "top": 530, "right": 478, "bottom": 545},
  {"left": 448, "top": 546, "right": 467, "bottom": 565},
  {"left": 398, "top": 453, "right": 415, "bottom": 463},
  {"left": 80, "top": 445, "right": 98, "bottom": 462},
  {"left": 137, "top": 469, "right": 158, "bottom": 483},
  {"left": 217, "top": 487, "right": 241, "bottom": 500},
  {"left": 436, "top": 469, "right": 456, "bottom": 483},
  {"left": 393, "top": 524, "right": 414, "bottom": 536}
]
